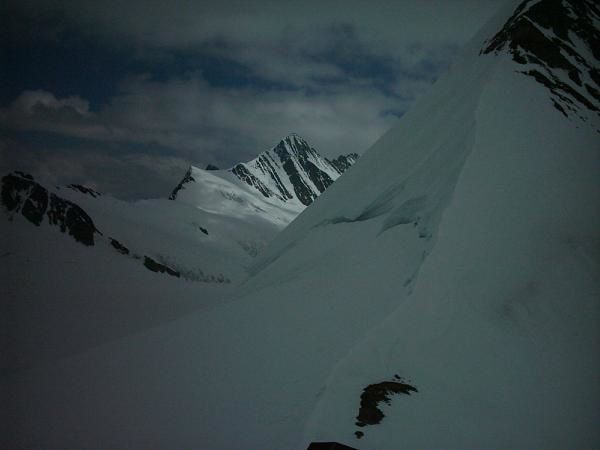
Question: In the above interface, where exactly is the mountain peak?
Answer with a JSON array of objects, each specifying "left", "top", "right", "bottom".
[
  {"left": 277, "top": 134, "right": 315, "bottom": 157},
  {"left": 283, "top": 132, "right": 305, "bottom": 141},
  {"left": 169, "top": 135, "right": 358, "bottom": 212},
  {"left": 234, "top": 135, "right": 342, "bottom": 206},
  {"left": 482, "top": 0, "right": 600, "bottom": 121},
  {"left": 328, "top": 153, "right": 359, "bottom": 174}
]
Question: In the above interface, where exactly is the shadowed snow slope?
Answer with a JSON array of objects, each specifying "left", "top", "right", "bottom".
[{"left": 3, "top": 0, "right": 599, "bottom": 448}]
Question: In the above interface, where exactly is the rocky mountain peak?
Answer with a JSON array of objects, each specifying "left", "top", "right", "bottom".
[
  {"left": 482, "top": 0, "right": 600, "bottom": 122},
  {"left": 170, "top": 135, "right": 359, "bottom": 208},
  {"left": 1, "top": 171, "right": 100, "bottom": 246},
  {"left": 329, "top": 153, "right": 359, "bottom": 174},
  {"left": 273, "top": 133, "right": 316, "bottom": 162}
]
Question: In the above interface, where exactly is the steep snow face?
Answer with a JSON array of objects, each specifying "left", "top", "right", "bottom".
[
  {"left": 296, "top": 1, "right": 600, "bottom": 447},
  {"left": 169, "top": 134, "right": 358, "bottom": 227},
  {"left": 3, "top": 1, "right": 599, "bottom": 449}
]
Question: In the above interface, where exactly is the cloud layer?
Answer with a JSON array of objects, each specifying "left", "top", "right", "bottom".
[{"left": 1, "top": 0, "right": 504, "bottom": 198}]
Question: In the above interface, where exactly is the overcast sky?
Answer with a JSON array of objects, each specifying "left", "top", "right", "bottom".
[{"left": 0, "top": 0, "right": 505, "bottom": 199}]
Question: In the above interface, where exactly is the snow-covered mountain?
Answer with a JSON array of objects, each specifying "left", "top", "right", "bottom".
[
  {"left": 0, "top": 170, "right": 246, "bottom": 371},
  {"left": 1, "top": 170, "right": 265, "bottom": 284},
  {"left": 169, "top": 133, "right": 358, "bottom": 226},
  {"left": 3, "top": 1, "right": 599, "bottom": 449},
  {"left": 0, "top": 135, "right": 354, "bottom": 373}
]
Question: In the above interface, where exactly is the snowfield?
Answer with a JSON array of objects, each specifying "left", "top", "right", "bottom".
[{"left": 2, "top": 0, "right": 599, "bottom": 448}]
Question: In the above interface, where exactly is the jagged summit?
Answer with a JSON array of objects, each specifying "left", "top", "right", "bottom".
[
  {"left": 230, "top": 133, "right": 345, "bottom": 206},
  {"left": 169, "top": 134, "right": 359, "bottom": 227},
  {"left": 482, "top": 0, "right": 599, "bottom": 122},
  {"left": 330, "top": 153, "right": 359, "bottom": 173}
]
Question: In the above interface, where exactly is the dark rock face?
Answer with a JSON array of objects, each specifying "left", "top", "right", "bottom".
[
  {"left": 169, "top": 167, "right": 195, "bottom": 200},
  {"left": 281, "top": 158, "right": 319, "bottom": 206},
  {"left": 48, "top": 196, "right": 99, "bottom": 246},
  {"left": 143, "top": 256, "right": 181, "bottom": 278},
  {"left": 67, "top": 184, "right": 101, "bottom": 198},
  {"left": 2, "top": 172, "right": 100, "bottom": 246},
  {"left": 205, "top": 164, "right": 220, "bottom": 171},
  {"left": 272, "top": 135, "right": 335, "bottom": 206},
  {"left": 252, "top": 153, "right": 294, "bottom": 201},
  {"left": 21, "top": 184, "right": 49, "bottom": 226},
  {"left": 329, "top": 153, "right": 359, "bottom": 174},
  {"left": 354, "top": 375, "right": 417, "bottom": 439},
  {"left": 2, "top": 172, "right": 35, "bottom": 213},
  {"left": 110, "top": 238, "right": 130, "bottom": 255},
  {"left": 482, "top": 0, "right": 600, "bottom": 121},
  {"left": 231, "top": 163, "right": 274, "bottom": 198},
  {"left": 306, "top": 443, "right": 358, "bottom": 450},
  {"left": 225, "top": 135, "right": 341, "bottom": 206}
]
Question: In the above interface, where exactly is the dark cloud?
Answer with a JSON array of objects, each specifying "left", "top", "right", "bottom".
[
  {"left": 0, "top": 136, "right": 189, "bottom": 199},
  {"left": 2, "top": 0, "right": 503, "bottom": 49},
  {"left": 1, "top": 73, "right": 401, "bottom": 161}
]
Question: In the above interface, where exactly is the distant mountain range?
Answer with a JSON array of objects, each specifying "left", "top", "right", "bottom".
[{"left": 2, "top": 134, "right": 353, "bottom": 286}]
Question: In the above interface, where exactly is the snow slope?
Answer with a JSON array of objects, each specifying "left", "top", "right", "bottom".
[
  {"left": 3, "top": 0, "right": 599, "bottom": 448},
  {"left": 170, "top": 164, "right": 302, "bottom": 227},
  {"left": 58, "top": 182, "right": 276, "bottom": 280}
]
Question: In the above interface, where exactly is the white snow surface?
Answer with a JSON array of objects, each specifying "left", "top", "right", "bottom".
[
  {"left": 3, "top": 1, "right": 600, "bottom": 448},
  {"left": 173, "top": 165, "right": 303, "bottom": 227},
  {"left": 59, "top": 186, "right": 278, "bottom": 278}
]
